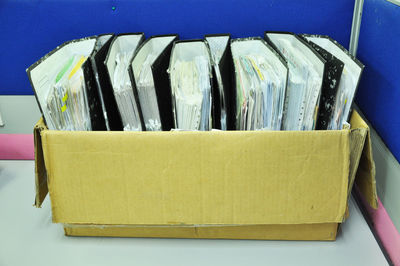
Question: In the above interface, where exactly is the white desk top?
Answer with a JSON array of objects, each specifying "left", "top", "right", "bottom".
[{"left": 0, "top": 160, "right": 388, "bottom": 266}]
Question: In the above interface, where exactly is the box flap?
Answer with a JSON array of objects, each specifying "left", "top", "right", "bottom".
[
  {"left": 33, "top": 118, "right": 48, "bottom": 207},
  {"left": 350, "top": 111, "right": 378, "bottom": 209},
  {"left": 348, "top": 112, "right": 368, "bottom": 203},
  {"left": 41, "top": 129, "right": 350, "bottom": 225}
]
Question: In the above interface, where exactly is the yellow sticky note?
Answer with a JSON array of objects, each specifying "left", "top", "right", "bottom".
[
  {"left": 68, "top": 56, "right": 86, "bottom": 79},
  {"left": 62, "top": 93, "right": 68, "bottom": 102}
]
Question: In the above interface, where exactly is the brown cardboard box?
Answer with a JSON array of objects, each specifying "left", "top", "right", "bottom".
[{"left": 33, "top": 111, "right": 377, "bottom": 240}]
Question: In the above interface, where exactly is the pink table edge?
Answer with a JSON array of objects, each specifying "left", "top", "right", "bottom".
[
  {"left": 355, "top": 187, "right": 400, "bottom": 266},
  {"left": 0, "top": 134, "right": 34, "bottom": 160}
]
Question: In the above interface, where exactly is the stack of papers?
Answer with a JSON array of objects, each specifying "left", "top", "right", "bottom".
[
  {"left": 135, "top": 53, "right": 160, "bottom": 130},
  {"left": 47, "top": 55, "right": 91, "bottom": 131},
  {"left": 303, "top": 35, "right": 364, "bottom": 130},
  {"left": 266, "top": 33, "right": 325, "bottom": 131},
  {"left": 169, "top": 41, "right": 212, "bottom": 130},
  {"left": 106, "top": 34, "right": 144, "bottom": 131},
  {"left": 231, "top": 38, "right": 288, "bottom": 130}
]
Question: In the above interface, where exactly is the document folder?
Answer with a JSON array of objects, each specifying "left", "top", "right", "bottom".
[
  {"left": 302, "top": 34, "right": 365, "bottom": 130},
  {"left": 129, "top": 34, "right": 178, "bottom": 131},
  {"left": 169, "top": 40, "right": 213, "bottom": 130},
  {"left": 105, "top": 33, "right": 145, "bottom": 131},
  {"left": 300, "top": 36, "right": 345, "bottom": 130},
  {"left": 231, "top": 37, "right": 288, "bottom": 130},
  {"left": 91, "top": 34, "right": 124, "bottom": 131},
  {"left": 265, "top": 32, "right": 326, "bottom": 131},
  {"left": 205, "top": 34, "right": 234, "bottom": 130},
  {"left": 27, "top": 36, "right": 107, "bottom": 131}
]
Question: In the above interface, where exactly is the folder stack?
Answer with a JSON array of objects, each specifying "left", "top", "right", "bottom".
[{"left": 28, "top": 32, "right": 363, "bottom": 134}]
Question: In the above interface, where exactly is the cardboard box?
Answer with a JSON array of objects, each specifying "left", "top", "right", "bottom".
[{"left": 33, "top": 111, "right": 377, "bottom": 240}]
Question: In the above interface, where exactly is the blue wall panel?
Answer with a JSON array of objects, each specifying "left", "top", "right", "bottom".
[
  {"left": 0, "top": 0, "right": 354, "bottom": 95},
  {"left": 356, "top": 0, "right": 400, "bottom": 162}
]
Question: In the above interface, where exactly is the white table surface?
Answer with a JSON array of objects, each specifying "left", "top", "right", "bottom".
[{"left": 0, "top": 160, "right": 388, "bottom": 266}]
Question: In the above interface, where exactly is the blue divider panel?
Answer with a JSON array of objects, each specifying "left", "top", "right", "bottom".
[
  {"left": 0, "top": 0, "right": 354, "bottom": 95},
  {"left": 356, "top": 0, "right": 400, "bottom": 162}
]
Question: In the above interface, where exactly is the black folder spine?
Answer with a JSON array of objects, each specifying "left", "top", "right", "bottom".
[
  {"left": 151, "top": 35, "right": 179, "bottom": 131},
  {"left": 92, "top": 35, "right": 124, "bottom": 131},
  {"left": 82, "top": 60, "right": 107, "bottom": 130}
]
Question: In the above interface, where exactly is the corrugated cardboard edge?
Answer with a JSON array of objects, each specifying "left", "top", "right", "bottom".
[
  {"left": 63, "top": 223, "right": 338, "bottom": 241},
  {"left": 348, "top": 128, "right": 367, "bottom": 194},
  {"left": 350, "top": 111, "right": 378, "bottom": 209},
  {"left": 40, "top": 129, "right": 59, "bottom": 220},
  {"left": 345, "top": 120, "right": 368, "bottom": 219},
  {"left": 34, "top": 118, "right": 48, "bottom": 208}
]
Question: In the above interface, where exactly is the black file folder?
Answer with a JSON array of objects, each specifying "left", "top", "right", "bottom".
[
  {"left": 90, "top": 34, "right": 124, "bottom": 131},
  {"left": 105, "top": 33, "right": 145, "bottom": 131},
  {"left": 129, "top": 34, "right": 178, "bottom": 131},
  {"left": 302, "top": 34, "right": 364, "bottom": 129},
  {"left": 205, "top": 34, "right": 235, "bottom": 130},
  {"left": 300, "top": 35, "right": 345, "bottom": 130},
  {"left": 168, "top": 39, "right": 214, "bottom": 130},
  {"left": 27, "top": 36, "right": 107, "bottom": 131},
  {"left": 264, "top": 31, "right": 326, "bottom": 131}
]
